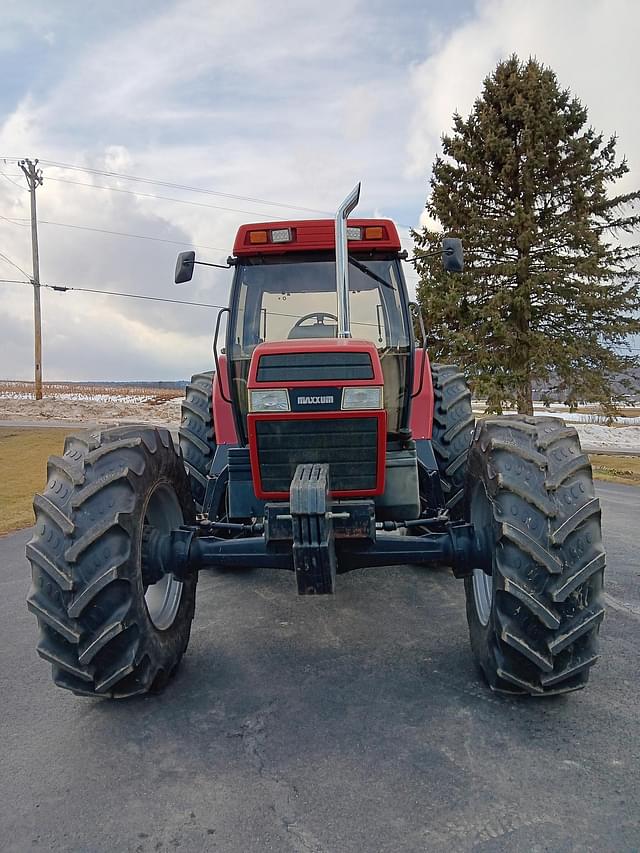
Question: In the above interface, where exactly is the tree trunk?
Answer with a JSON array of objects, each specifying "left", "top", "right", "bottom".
[
  {"left": 514, "top": 238, "right": 533, "bottom": 416},
  {"left": 516, "top": 376, "right": 533, "bottom": 415}
]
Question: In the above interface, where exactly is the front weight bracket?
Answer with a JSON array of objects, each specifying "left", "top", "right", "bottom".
[{"left": 290, "top": 463, "right": 336, "bottom": 595}]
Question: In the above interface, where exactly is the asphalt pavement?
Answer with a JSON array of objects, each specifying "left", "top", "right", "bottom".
[{"left": 0, "top": 481, "right": 638, "bottom": 853}]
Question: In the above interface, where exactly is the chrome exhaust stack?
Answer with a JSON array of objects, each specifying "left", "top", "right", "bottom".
[{"left": 335, "top": 182, "right": 361, "bottom": 338}]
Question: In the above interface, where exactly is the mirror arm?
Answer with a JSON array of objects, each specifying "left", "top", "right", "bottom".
[
  {"left": 402, "top": 248, "right": 452, "bottom": 265},
  {"left": 190, "top": 259, "right": 231, "bottom": 271}
]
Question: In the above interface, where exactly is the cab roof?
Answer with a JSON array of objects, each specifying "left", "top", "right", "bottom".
[{"left": 233, "top": 218, "right": 401, "bottom": 257}]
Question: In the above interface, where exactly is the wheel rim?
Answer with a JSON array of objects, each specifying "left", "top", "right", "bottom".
[
  {"left": 472, "top": 569, "right": 493, "bottom": 627},
  {"left": 143, "top": 483, "right": 184, "bottom": 631},
  {"left": 470, "top": 481, "right": 493, "bottom": 627}
]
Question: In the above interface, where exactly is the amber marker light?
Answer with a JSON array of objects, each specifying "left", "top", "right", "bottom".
[
  {"left": 365, "top": 226, "right": 384, "bottom": 239},
  {"left": 248, "top": 230, "right": 268, "bottom": 244}
]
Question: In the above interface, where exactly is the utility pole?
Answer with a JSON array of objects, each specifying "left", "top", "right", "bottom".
[{"left": 19, "top": 158, "right": 44, "bottom": 400}]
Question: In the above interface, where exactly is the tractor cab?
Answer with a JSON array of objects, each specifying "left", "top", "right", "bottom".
[
  {"left": 227, "top": 219, "right": 413, "bottom": 443},
  {"left": 221, "top": 216, "right": 419, "bottom": 513}
]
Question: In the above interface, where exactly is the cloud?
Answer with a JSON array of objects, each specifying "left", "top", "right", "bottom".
[
  {"left": 0, "top": 0, "right": 427, "bottom": 380},
  {"left": 407, "top": 0, "right": 640, "bottom": 194},
  {"left": 1, "top": 0, "right": 637, "bottom": 379},
  {"left": 0, "top": 1, "right": 60, "bottom": 53}
]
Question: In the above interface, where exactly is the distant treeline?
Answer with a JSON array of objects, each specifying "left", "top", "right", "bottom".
[
  {"left": 0, "top": 380, "right": 191, "bottom": 389},
  {"left": 74, "top": 380, "right": 189, "bottom": 388}
]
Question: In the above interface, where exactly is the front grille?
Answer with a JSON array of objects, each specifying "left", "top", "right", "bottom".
[
  {"left": 255, "top": 417, "right": 378, "bottom": 493},
  {"left": 257, "top": 351, "right": 373, "bottom": 383}
]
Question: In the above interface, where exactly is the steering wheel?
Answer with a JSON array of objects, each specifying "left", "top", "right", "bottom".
[{"left": 292, "top": 311, "right": 338, "bottom": 329}]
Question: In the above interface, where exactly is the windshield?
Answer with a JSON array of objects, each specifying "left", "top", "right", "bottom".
[
  {"left": 227, "top": 252, "right": 412, "bottom": 438},
  {"left": 230, "top": 254, "right": 410, "bottom": 351}
]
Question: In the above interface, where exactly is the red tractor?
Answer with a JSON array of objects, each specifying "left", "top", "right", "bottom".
[{"left": 27, "top": 185, "right": 605, "bottom": 698}]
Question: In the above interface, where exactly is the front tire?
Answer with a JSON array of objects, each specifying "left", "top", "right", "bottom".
[
  {"left": 179, "top": 372, "right": 217, "bottom": 511},
  {"left": 430, "top": 364, "right": 474, "bottom": 519},
  {"left": 464, "top": 416, "right": 605, "bottom": 695},
  {"left": 26, "top": 426, "right": 197, "bottom": 698}
]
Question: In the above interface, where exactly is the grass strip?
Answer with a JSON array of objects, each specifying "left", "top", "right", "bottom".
[
  {"left": 589, "top": 454, "right": 640, "bottom": 486},
  {"left": 0, "top": 428, "right": 67, "bottom": 534}
]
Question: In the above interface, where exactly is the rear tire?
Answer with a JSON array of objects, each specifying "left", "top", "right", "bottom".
[
  {"left": 430, "top": 364, "right": 474, "bottom": 519},
  {"left": 179, "top": 371, "right": 216, "bottom": 510},
  {"left": 463, "top": 416, "right": 605, "bottom": 695},
  {"left": 26, "top": 426, "right": 197, "bottom": 698}
]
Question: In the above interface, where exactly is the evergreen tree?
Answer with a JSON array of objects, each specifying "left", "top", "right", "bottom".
[{"left": 414, "top": 55, "right": 640, "bottom": 414}]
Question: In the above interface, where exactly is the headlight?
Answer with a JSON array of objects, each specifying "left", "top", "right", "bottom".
[
  {"left": 342, "top": 386, "right": 383, "bottom": 410},
  {"left": 249, "top": 389, "right": 290, "bottom": 412}
]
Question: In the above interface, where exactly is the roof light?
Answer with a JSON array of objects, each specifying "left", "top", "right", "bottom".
[
  {"left": 346, "top": 226, "right": 362, "bottom": 240},
  {"left": 365, "top": 226, "right": 384, "bottom": 240},
  {"left": 249, "top": 230, "right": 268, "bottom": 244},
  {"left": 271, "top": 228, "right": 292, "bottom": 243}
]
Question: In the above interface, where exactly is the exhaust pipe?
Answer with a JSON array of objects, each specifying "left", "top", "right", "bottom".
[{"left": 335, "top": 182, "right": 361, "bottom": 338}]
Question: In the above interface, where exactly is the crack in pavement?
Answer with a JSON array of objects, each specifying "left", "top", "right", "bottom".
[
  {"left": 604, "top": 591, "right": 640, "bottom": 620},
  {"left": 228, "top": 701, "right": 329, "bottom": 853}
]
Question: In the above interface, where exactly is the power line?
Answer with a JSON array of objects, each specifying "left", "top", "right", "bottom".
[
  {"left": 0, "top": 249, "right": 30, "bottom": 278},
  {"left": 36, "top": 158, "right": 332, "bottom": 215},
  {"left": 1, "top": 213, "right": 228, "bottom": 252},
  {"left": 2, "top": 279, "right": 639, "bottom": 346},
  {"left": 2, "top": 277, "right": 229, "bottom": 310},
  {"left": 0, "top": 213, "right": 29, "bottom": 227},
  {"left": 43, "top": 175, "right": 307, "bottom": 221},
  {"left": 41, "top": 219, "right": 228, "bottom": 253},
  {"left": 0, "top": 278, "right": 380, "bottom": 328},
  {"left": 0, "top": 169, "right": 27, "bottom": 190},
  {"left": 3, "top": 154, "right": 332, "bottom": 217}
]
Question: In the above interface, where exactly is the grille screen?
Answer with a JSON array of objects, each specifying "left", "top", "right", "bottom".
[
  {"left": 255, "top": 417, "right": 378, "bottom": 493},
  {"left": 257, "top": 351, "right": 373, "bottom": 383}
]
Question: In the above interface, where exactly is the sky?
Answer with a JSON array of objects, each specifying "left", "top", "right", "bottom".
[{"left": 0, "top": 0, "right": 638, "bottom": 381}]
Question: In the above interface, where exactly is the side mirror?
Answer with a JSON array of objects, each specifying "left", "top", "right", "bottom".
[
  {"left": 442, "top": 238, "right": 463, "bottom": 273},
  {"left": 175, "top": 250, "right": 195, "bottom": 284}
]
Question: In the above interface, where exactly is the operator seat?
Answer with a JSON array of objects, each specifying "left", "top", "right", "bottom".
[{"left": 287, "top": 324, "right": 337, "bottom": 340}]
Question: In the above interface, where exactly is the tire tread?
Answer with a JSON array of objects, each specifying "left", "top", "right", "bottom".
[
  {"left": 26, "top": 425, "right": 197, "bottom": 698},
  {"left": 179, "top": 371, "right": 217, "bottom": 509},
  {"left": 464, "top": 416, "right": 605, "bottom": 696},
  {"left": 430, "top": 363, "right": 474, "bottom": 520}
]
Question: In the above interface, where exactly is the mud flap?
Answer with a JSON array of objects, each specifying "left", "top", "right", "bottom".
[{"left": 290, "top": 463, "right": 336, "bottom": 595}]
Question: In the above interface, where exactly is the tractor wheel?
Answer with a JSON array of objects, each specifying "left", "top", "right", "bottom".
[
  {"left": 464, "top": 416, "right": 605, "bottom": 695},
  {"left": 26, "top": 426, "right": 198, "bottom": 698},
  {"left": 430, "top": 364, "right": 474, "bottom": 519},
  {"left": 179, "top": 371, "right": 216, "bottom": 510}
]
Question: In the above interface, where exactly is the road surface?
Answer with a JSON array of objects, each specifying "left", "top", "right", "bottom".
[{"left": 0, "top": 481, "right": 638, "bottom": 852}]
